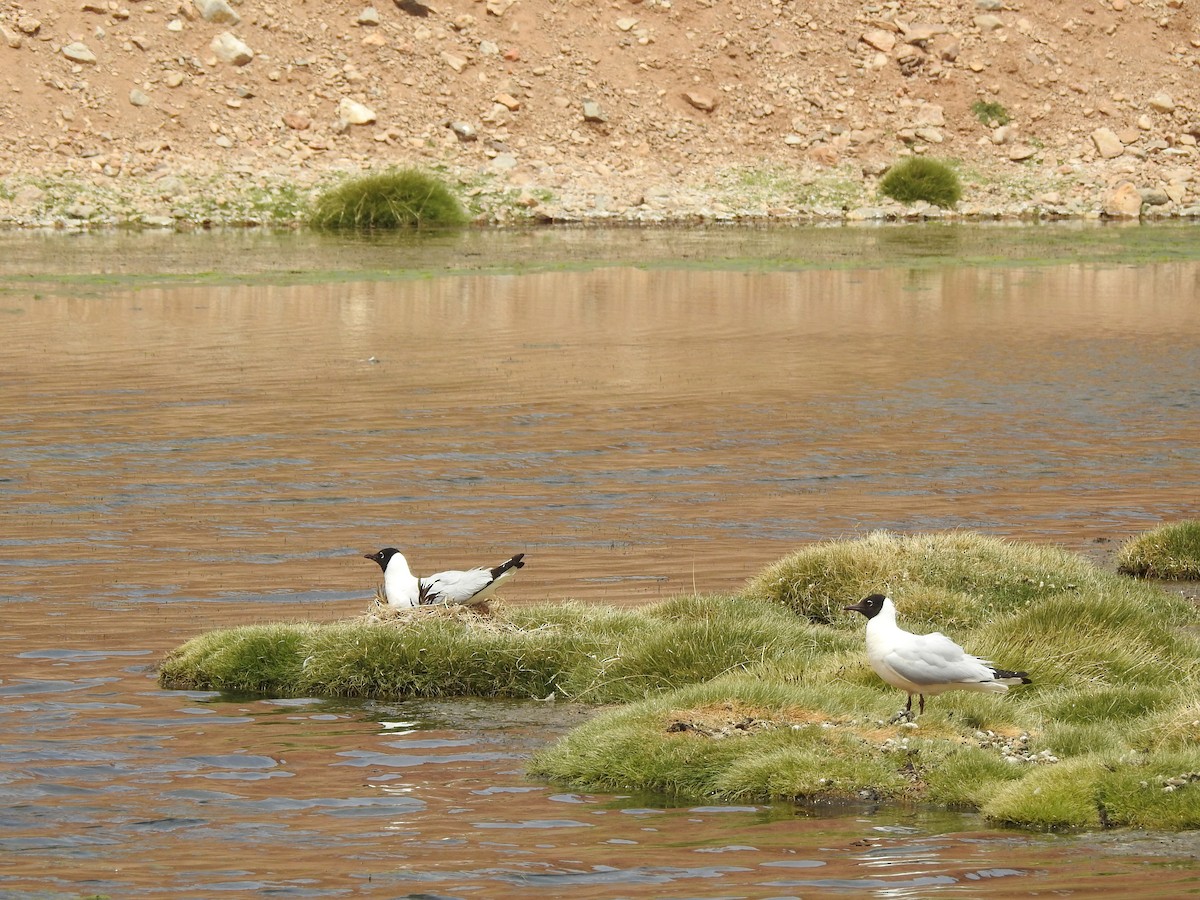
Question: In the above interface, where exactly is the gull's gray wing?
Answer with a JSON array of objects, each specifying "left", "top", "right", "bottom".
[
  {"left": 881, "top": 631, "right": 994, "bottom": 687},
  {"left": 420, "top": 567, "right": 494, "bottom": 605}
]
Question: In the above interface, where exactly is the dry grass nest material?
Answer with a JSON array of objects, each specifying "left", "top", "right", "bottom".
[
  {"left": 364, "top": 592, "right": 490, "bottom": 623},
  {"left": 361, "top": 593, "right": 542, "bottom": 634}
]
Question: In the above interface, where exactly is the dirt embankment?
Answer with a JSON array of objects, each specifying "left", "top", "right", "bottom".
[{"left": 1, "top": 0, "right": 1197, "bottom": 226}]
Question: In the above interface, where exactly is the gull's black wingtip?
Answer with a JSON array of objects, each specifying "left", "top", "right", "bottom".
[{"left": 994, "top": 668, "right": 1032, "bottom": 685}]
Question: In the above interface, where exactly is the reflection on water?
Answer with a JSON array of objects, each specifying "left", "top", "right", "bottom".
[
  {"left": 3, "top": 252, "right": 1199, "bottom": 609},
  {"left": 1, "top": 229, "right": 1199, "bottom": 896},
  {"left": 2, "top": 656, "right": 1199, "bottom": 899}
]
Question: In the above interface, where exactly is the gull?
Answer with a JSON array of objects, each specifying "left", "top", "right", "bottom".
[
  {"left": 844, "top": 593, "right": 1030, "bottom": 719},
  {"left": 364, "top": 547, "right": 525, "bottom": 608}
]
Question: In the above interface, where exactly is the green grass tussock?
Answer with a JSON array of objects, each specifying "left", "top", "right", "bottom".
[
  {"left": 744, "top": 530, "right": 1107, "bottom": 628},
  {"left": 878, "top": 157, "right": 963, "bottom": 208},
  {"left": 308, "top": 169, "right": 468, "bottom": 230},
  {"left": 1097, "top": 751, "right": 1200, "bottom": 831},
  {"left": 1117, "top": 520, "right": 1200, "bottom": 579},
  {"left": 1132, "top": 696, "right": 1200, "bottom": 752},
  {"left": 559, "top": 616, "right": 776, "bottom": 702},
  {"left": 531, "top": 530, "right": 1200, "bottom": 829},
  {"left": 714, "top": 733, "right": 909, "bottom": 802},
  {"left": 159, "top": 594, "right": 848, "bottom": 705},
  {"left": 158, "top": 623, "right": 316, "bottom": 694},
  {"left": 1036, "top": 721, "right": 1129, "bottom": 758},
  {"left": 1036, "top": 684, "right": 1176, "bottom": 725},
  {"left": 528, "top": 676, "right": 905, "bottom": 802},
  {"left": 921, "top": 746, "right": 1028, "bottom": 808},
  {"left": 975, "top": 593, "right": 1197, "bottom": 693},
  {"left": 557, "top": 595, "right": 851, "bottom": 703},
  {"left": 301, "top": 618, "right": 583, "bottom": 700},
  {"left": 161, "top": 528, "right": 1200, "bottom": 832},
  {"left": 983, "top": 758, "right": 1110, "bottom": 830},
  {"left": 984, "top": 751, "right": 1200, "bottom": 831},
  {"left": 502, "top": 600, "right": 645, "bottom": 637}
]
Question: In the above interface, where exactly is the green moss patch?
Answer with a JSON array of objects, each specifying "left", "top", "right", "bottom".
[{"left": 161, "top": 529, "right": 1200, "bottom": 831}]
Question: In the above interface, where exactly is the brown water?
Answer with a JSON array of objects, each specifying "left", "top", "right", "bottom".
[{"left": 3, "top": 227, "right": 1200, "bottom": 897}]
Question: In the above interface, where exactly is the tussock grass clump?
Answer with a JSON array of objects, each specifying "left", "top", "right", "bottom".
[
  {"left": 302, "top": 617, "right": 590, "bottom": 699},
  {"left": 529, "top": 676, "right": 912, "bottom": 802},
  {"left": 1095, "top": 751, "right": 1200, "bottom": 830},
  {"left": 557, "top": 594, "right": 852, "bottom": 704},
  {"left": 744, "top": 530, "right": 1109, "bottom": 627},
  {"left": 921, "top": 745, "right": 1029, "bottom": 808},
  {"left": 1036, "top": 684, "right": 1177, "bottom": 725},
  {"left": 975, "top": 592, "right": 1198, "bottom": 693},
  {"left": 532, "top": 532, "right": 1200, "bottom": 828},
  {"left": 1133, "top": 697, "right": 1200, "bottom": 752},
  {"left": 159, "top": 594, "right": 844, "bottom": 705},
  {"left": 1117, "top": 520, "right": 1200, "bottom": 579},
  {"left": 878, "top": 157, "right": 963, "bottom": 208},
  {"left": 983, "top": 757, "right": 1111, "bottom": 830},
  {"left": 983, "top": 751, "right": 1200, "bottom": 831},
  {"left": 161, "top": 530, "right": 1200, "bottom": 832},
  {"left": 308, "top": 169, "right": 468, "bottom": 230},
  {"left": 159, "top": 607, "right": 592, "bottom": 701},
  {"left": 158, "top": 623, "right": 317, "bottom": 694}
]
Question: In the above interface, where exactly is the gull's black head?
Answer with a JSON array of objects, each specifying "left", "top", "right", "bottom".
[
  {"left": 844, "top": 593, "right": 888, "bottom": 619},
  {"left": 364, "top": 547, "right": 401, "bottom": 571}
]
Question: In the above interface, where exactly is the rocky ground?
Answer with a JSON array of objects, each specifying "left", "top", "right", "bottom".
[{"left": 1, "top": 0, "right": 1197, "bottom": 228}]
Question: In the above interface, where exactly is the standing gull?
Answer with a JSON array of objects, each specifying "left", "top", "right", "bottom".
[
  {"left": 364, "top": 548, "right": 525, "bottom": 608},
  {"left": 844, "top": 593, "right": 1030, "bottom": 719}
]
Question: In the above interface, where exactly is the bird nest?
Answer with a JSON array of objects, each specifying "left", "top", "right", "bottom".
[{"left": 359, "top": 589, "right": 501, "bottom": 627}]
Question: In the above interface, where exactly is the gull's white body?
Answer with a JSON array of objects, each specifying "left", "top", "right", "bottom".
[
  {"left": 365, "top": 548, "right": 525, "bottom": 608},
  {"left": 846, "top": 594, "right": 1030, "bottom": 715},
  {"left": 380, "top": 550, "right": 422, "bottom": 608}
]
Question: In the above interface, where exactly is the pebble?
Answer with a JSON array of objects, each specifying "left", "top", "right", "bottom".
[
  {"left": 1104, "top": 181, "right": 1144, "bottom": 217},
  {"left": 210, "top": 33, "right": 254, "bottom": 66},
  {"left": 581, "top": 100, "right": 605, "bottom": 123},
  {"left": 62, "top": 42, "right": 97, "bottom": 64},
  {"left": 193, "top": 0, "right": 240, "bottom": 25},
  {"left": 682, "top": 90, "right": 718, "bottom": 112},
  {"left": 1092, "top": 127, "right": 1125, "bottom": 160},
  {"left": 338, "top": 98, "right": 377, "bottom": 126}
]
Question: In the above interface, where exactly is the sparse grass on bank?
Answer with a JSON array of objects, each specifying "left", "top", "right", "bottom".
[
  {"left": 719, "top": 164, "right": 867, "bottom": 214},
  {"left": 971, "top": 100, "right": 1012, "bottom": 126},
  {"left": 161, "top": 528, "right": 1200, "bottom": 832},
  {"left": 1117, "top": 520, "right": 1200, "bottom": 580},
  {"left": 4, "top": 165, "right": 1199, "bottom": 229},
  {"left": 308, "top": 169, "right": 468, "bottom": 230}
]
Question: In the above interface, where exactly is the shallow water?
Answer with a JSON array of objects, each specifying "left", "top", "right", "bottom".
[{"left": 2, "top": 226, "right": 1200, "bottom": 897}]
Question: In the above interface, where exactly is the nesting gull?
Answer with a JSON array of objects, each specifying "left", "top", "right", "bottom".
[{"left": 364, "top": 547, "right": 525, "bottom": 608}]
